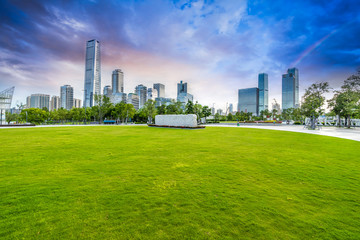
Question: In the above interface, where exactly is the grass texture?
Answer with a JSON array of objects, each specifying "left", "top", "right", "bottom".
[{"left": 0, "top": 126, "right": 360, "bottom": 239}]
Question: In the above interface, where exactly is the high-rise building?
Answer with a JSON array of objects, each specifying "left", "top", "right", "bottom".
[
  {"left": 177, "top": 81, "right": 193, "bottom": 103},
  {"left": 258, "top": 73, "right": 268, "bottom": 112},
  {"left": 153, "top": 83, "right": 165, "bottom": 98},
  {"left": 103, "top": 85, "right": 112, "bottom": 97},
  {"left": 74, "top": 99, "right": 82, "bottom": 108},
  {"left": 127, "top": 93, "right": 140, "bottom": 110},
  {"left": 26, "top": 96, "right": 31, "bottom": 108},
  {"left": 135, "top": 84, "right": 147, "bottom": 109},
  {"left": 229, "top": 103, "right": 233, "bottom": 113},
  {"left": 238, "top": 87, "right": 259, "bottom": 116},
  {"left": 112, "top": 69, "right": 124, "bottom": 94},
  {"left": 282, "top": 68, "right": 299, "bottom": 110},
  {"left": 50, "top": 96, "right": 60, "bottom": 111},
  {"left": 211, "top": 107, "right": 215, "bottom": 115},
  {"left": 84, "top": 39, "right": 101, "bottom": 108},
  {"left": 147, "top": 88, "right": 158, "bottom": 101},
  {"left": 60, "top": 85, "right": 74, "bottom": 110},
  {"left": 110, "top": 93, "right": 127, "bottom": 104},
  {"left": 29, "top": 94, "right": 50, "bottom": 109}
]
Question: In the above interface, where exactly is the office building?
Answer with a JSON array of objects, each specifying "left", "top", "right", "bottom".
[
  {"left": 60, "top": 85, "right": 74, "bottom": 110},
  {"left": 112, "top": 69, "right": 124, "bottom": 94},
  {"left": 127, "top": 93, "right": 139, "bottom": 110},
  {"left": 211, "top": 107, "right": 215, "bottom": 115},
  {"left": 84, "top": 39, "right": 101, "bottom": 108},
  {"left": 50, "top": 96, "right": 60, "bottom": 111},
  {"left": 103, "top": 85, "right": 112, "bottom": 97},
  {"left": 74, "top": 99, "right": 82, "bottom": 108},
  {"left": 282, "top": 68, "right": 299, "bottom": 110},
  {"left": 29, "top": 94, "right": 50, "bottom": 109},
  {"left": 258, "top": 73, "right": 268, "bottom": 112},
  {"left": 217, "top": 109, "right": 223, "bottom": 115},
  {"left": 153, "top": 83, "right": 165, "bottom": 98},
  {"left": 229, "top": 103, "right": 233, "bottom": 114},
  {"left": 135, "top": 84, "right": 147, "bottom": 109},
  {"left": 111, "top": 92, "right": 127, "bottom": 104},
  {"left": 155, "top": 97, "right": 174, "bottom": 107},
  {"left": 147, "top": 88, "right": 158, "bottom": 101},
  {"left": 238, "top": 87, "right": 259, "bottom": 116},
  {"left": 26, "top": 96, "right": 31, "bottom": 108},
  {"left": 177, "top": 81, "right": 193, "bottom": 103}
]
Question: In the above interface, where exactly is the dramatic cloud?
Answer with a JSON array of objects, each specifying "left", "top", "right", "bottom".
[{"left": 0, "top": 0, "right": 359, "bottom": 109}]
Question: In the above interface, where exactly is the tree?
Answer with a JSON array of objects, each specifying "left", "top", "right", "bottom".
[
  {"left": 144, "top": 100, "right": 157, "bottom": 124},
  {"left": 185, "top": 100, "right": 194, "bottom": 114},
  {"left": 301, "top": 82, "right": 330, "bottom": 129},
  {"left": 156, "top": 105, "right": 166, "bottom": 115},
  {"left": 202, "top": 106, "right": 211, "bottom": 123},
  {"left": 5, "top": 111, "right": 17, "bottom": 124},
  {"left": 20, "top": 108, "right": 48, "bottom": 125},
  {"left": 227, "top": 112, "right": 234, "bottom": 121},
  {"left": 194, "top": 101, "right": 203, "bottom": 123},
  {"left": 214, "top": 112, "right": 220, "bottom": 122},
  {"left": 328, "top": 71, "right": 360, "bottom": 128},
  {"left": 94, "top": 94, "right": 112, "bottom": 123},
  {"left": 125, "top": 104, "right": 136, "bottom": 123}
]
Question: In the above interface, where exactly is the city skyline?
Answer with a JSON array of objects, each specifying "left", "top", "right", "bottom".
[{"left": 1, "top": 1, "right": 360, "bottom": 110}]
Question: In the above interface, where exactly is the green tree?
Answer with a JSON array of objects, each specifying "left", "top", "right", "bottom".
[
  {"left": 202, "top": 106, "right": 211, "bottom": 123},
  {"left": 301, "top": 82, "right": 330, "bottom": 129},
  {"left": 227, "top": 112, "right": 234, "bottom": 121},
  {"left": 94, "top": 94, "right": 112, "bottom": 123},
  {"left": 144, "top": 100, "right": 157, "bottom": 124},
  {"left": 194, "top": 101, "right": 203, "bottom": 123},
  {"left": 185, "top": 100, "right": 194, "bottom": 114},
  {"left": 20, "top": 108, "right": 48, "bottom": 125},
  {"left": 5, "top": 111, "right": 17, "bottom": 124}
]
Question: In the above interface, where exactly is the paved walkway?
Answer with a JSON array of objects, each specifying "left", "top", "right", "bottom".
[
  {"left": 207, "top": 124, "right": 360, "bottom": 142},
  {"left": 1, "top": 123, "right": 360, "bottom": 142}
]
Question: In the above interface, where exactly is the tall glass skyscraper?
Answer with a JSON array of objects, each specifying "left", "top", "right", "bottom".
[
  {"left": 282, "top": 68, "right": 299, "bottom": 110},
  {"left": 84, "top": 39, "right": 101, "bottom": 107},
  {"left": 112, "top": 69, "right": 124, "bottom": 94},
  {"left": 135, "top": 84, "right": 147, "bottom": 109},
  {"left": 153, "top": 83, "right": 165, "bottom": 98},
  {"left": 258, "top": 73, "right": 268, "bottom": 112},
  {"left": 60, "top": 85, "right": 74, "bottom": 110},
  {"left": 238, "top": 88, "right": 259, "bottom": 116}
]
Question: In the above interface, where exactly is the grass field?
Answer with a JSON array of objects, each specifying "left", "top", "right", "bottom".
[{"left": 1, "top": 126, "right": 360, "bottom": 239}]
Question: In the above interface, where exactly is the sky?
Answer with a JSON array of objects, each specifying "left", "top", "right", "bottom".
[{"left": 1, "top": 0, "right": 360, "bottom": 110}]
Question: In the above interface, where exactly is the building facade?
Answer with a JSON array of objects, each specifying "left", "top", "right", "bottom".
[
  {"left": 29, "top": 94, "right": 50, "bottom": 109},
  {"left": 50, "top": 96, "right": 60, "bottom": 111},
  {"left": 153, "top": 83, "right": 165, "bottom": 98},
  {"left": 60, "top": 85, "right": 74, "bottom": 110},
  {"left": 177, "top": 81, "right": 193, "bottom": 103},
  {"left": 74, "top": 99, "right": 82, "bottom": 108},
  {"left": 282, "top": 68, "right": 299, "bottom": 110},
  {"left": 258, "top": 73, "right": 269, "bottom": 112},
  {"left": 127, "top": 93, "right": 140, "bottom": 110},
  {"left": 238, "top": 87, "right": 259, "bottom": 116},
  {"left": 147, "top": 88, "right": 158, "bottom": 101},
  {"left": 135, "top": 84, "right": 147, "bottom": 109},
  {"left": 112, "top": 69, "right": 124, "bottom": 94},
  {"left": 84, "top": 39, "right": 101, "bottom": 108},
  {"left": 103, "top": 85, "right": 112, "bottom": 97}
]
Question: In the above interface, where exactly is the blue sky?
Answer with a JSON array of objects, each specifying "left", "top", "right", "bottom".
[{"left": 1, "top": 0, "right": 359, "bottom": 109}]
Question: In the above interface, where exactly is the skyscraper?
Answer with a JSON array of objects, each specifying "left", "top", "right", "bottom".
[
  {"left": 74, "top": 99, "right": 82, "bottom": 108},
  {"left": 135, "top": 84, "right": 147, "bottom": 109},
  {"left": 84, "top": 39, "right": 101, "bottom": 108},
  {"left": 147, "top": 88, "right": 158, "bottom": 101},
  {"left": 103, "top": 85, "right": 112, "bottom": 97},
  {"left": 112, "top": 69, "right": 124, "bottom": 94},
  {"left": 29, "top": 94, "right": 50, "bottom": 109},
  {"left": 238, "top": 88, "right": 259, "bottom": 116},
  {"left": 282, "top": 68, "right": 299, "bottom": 110},
  {"left": 127, "top": 93, "right": 140, "bottom": 110},
  {"left": 258, "top": 73, "right": 268, "bottom": 112},
  {"left": 153, "top": 83, "right": 165, "bottom": 98},
  {"left": 60, "top": 85, "right": 74, "bottom": 110},
  {"left": 50, "top": 96, "right": 60, "bottom": 111},
  {"left": 177, "top": 81, "right": 193, "bottom": 103}
]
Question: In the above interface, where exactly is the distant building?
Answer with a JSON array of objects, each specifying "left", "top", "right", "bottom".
[
  {"left": 60, "top": 85, "right": 74, "bottom": 110},
  {"left": 217, "top": 109, "right": 223, "bottom": 115},
  {"left": 147, "top": 88, "right": 158, "bottom": 101},
  {"left": 26, "top": 96, "right": 31, "bottom": 108},
  {"left": 153, "top": 83, "right": 165, "bottom": 98},
  {"left": 238, "top": 87, "right": 259, "bottom": 116},
  {"left": 229, "top": 103, "right": 233, "bottom": 114},
  {"left": 84, "top": 39, "right": 101, "bottom": 108},
  {"left": 258, "top": 73, "right": 268, "bottom": 112},
  {"left": 127, "top": 93, "right": 139, "bottom": 110},
  {"left": 50, "top": 96, "right": 60, "bottom": 111},
  {"left": 135, "top": 84, "right": 147, "bottom": 109},
  {"left": 112, "top": 69, "right": 124, "bottom": 94},
  {"left": 29, "top": 94, "right": 50, "bottom": 109},
  {"left": 111, "top": 92, "right": 127, "bottom": 104},
  {"left": 103, "top": 85, "right": 112, "bottom": 97},
  {"left": 74, "top": 99, "right": 82, "bottom": 108},
  {"left": 155, "top": 97, "right": 174, "bottom": 107},
  {"left": 177, "top": 81, "right": 193, "bottom": 103},
  {"left": 282, "top": 68, "right": 299, "bottom": 110},
  {"left": 211, "top": 107, "right": 215, "bottom": 115}
]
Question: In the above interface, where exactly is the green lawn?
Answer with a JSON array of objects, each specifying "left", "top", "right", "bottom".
[{"left": 1, "top": 126, "right": 359, "bottom": 239}]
